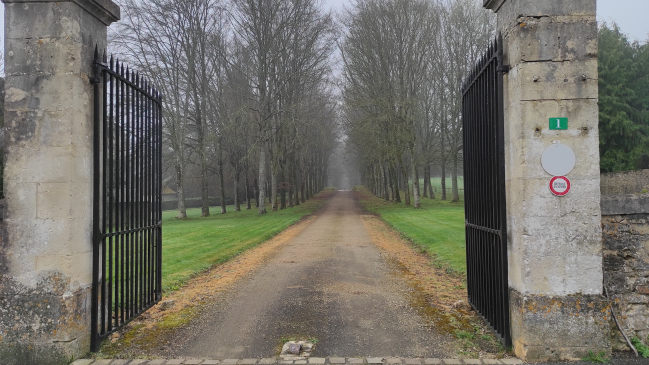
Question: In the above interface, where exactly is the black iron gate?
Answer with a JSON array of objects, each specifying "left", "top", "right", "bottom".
[
  {"left": 461, "top": 35, "right": 510, "bottom": 346},
  {"left": 91, "top": 48, "right": 163, "bottom": 351}
]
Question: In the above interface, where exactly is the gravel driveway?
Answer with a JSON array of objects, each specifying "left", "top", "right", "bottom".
[{"left": 163, "top": 191, "right": 456, "bottom": 359}]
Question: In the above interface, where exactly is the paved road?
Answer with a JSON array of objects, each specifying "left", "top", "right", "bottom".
[{"left": 162, "top": 191, "right": 456, "bottom": 359}]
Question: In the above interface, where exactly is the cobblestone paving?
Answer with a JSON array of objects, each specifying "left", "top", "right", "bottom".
[{"left": 71, "top": 359, "right": 524, "bottom": 365}]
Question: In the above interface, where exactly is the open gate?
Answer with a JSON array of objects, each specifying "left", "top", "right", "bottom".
[
  {"left": 461, "top": 35, "right": 511, "bottom": 346},
  {"left": 91, "top": 48, "right": 164, "bottom": 351}
]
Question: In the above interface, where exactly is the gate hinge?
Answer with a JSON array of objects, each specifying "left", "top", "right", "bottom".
[
  {"left": 497, "top": 65, "right": 510, "bottom": 73},
  {"left": 91, "top": 60, "right": 108, "bottom": 85}
]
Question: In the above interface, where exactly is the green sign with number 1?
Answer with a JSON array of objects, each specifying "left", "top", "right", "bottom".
[{"left": 549, "top": 117, "right": 568, "bottom": 130}]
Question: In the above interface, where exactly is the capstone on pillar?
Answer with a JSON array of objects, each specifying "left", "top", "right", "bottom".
[
  {"left": 483, "top": 0, "right": 609, "bottom": 361},
  {"left": 0, "top": 1, "right": 119, "bottom": 364}
]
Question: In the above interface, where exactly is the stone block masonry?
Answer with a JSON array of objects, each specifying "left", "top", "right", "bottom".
[
  {"left": 0, "top": 1, "right": 119, "bottom": 364},
  {"left": 485, "top": 0, "right": 608, "bottom": 361},
  {"left": 601, "top": 193, "right": 649, "bottom": 350},
  {"left": 601, "top": 170, "right": 649, "bottom": 196}
]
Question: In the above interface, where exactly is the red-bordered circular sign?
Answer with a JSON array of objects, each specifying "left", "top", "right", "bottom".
[{"left": 549, "top": 176, "right": 571, "bottom": 196}]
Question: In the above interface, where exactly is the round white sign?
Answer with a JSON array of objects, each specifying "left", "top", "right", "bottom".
[
  {"left": 541, "top": 143, "right": 576, "bottom": 176},
  {"left": 549, "top": 176, "right": 571, "bottom": 196}
]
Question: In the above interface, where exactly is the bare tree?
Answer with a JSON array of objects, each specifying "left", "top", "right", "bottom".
[
  {"left": 435, "top": 0, "right": 495, "bottom": 202},
  {"left": 113, "top": 0, "right": 199, "bottom": 218}
]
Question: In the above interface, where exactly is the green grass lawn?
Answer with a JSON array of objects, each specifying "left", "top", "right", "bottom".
[
  {"left": 419, "top": 176, "right": 464, "bottom": 197},
  {"left": 161, "top": 189, "right": 334, "bottom": 292},
  {"left": 354, "top": 185, "right": 467, "bottom": 275}
]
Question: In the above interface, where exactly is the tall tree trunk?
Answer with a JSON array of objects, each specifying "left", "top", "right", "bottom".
[
  {"left": 219, "top": 155, "right": 226, "bottom": 214},
  {"left": 280, "top": 166, "right": 286, "bottom": 210},
  {"left": 300, "top": 166, "right": 306, "bottom": 203},
  {"left": 321, "top": 155, "right": 327, "bottom": 191},
  {"left": 271, "top": 164, "right": 278, "bottom": 211},
  {"left": 306, "top": 169, "right": 311, "bottom": 199},
  {"left": 441, "top": 161, "right": 447, "bottom": 200},
  {"left": 422, "top": 164, "right": 429, "bottom": 198},
  {"left": 441, "top": 124, "right": 447, "bottom": 200},
  {"left": 306, "top": 172, "right": 311, "bottom": 199},
  {"left": 427, "top": 165, "right": 435, "bottom": 199},
  {"left": 288, "top": 166, "right": 294, "bottom": 207},
  {"left": 402, "top": 164, "right": 411, "bottom": 206},
  {"left": 258, "top": 144, "right": 267, "bottom": 214},
  {"left": 254, "top": 177, "right": 259, "bottom": 208},
  {"left": 410, "top": 149, "right": 421, "bottom": 208},
  {"left": 451, "top": 154, "right": 460, "bottom": 202},
  {"left": 374, "top": 165, "right": 379, "bottom": 196},
  {"left": 294, "top": 162, "right": 300, "bottom": 206},
  {"left": 201, "top": 156, "right": 210, "bottom": 217},
  {"left": 391, "top": 163, "right": 401, "bottom": 203},
  {"left": 387, "top": 162, "right": 394, "bottom": 201},
  {"left": 234, "top": 170, "right": 241, "bottom": 211},
  {"left": 288, "top": 179, "right": 294, "bottom": 208},
  {"left": 381, "top": 163, "right": 389, "bottom": 201},
  {"left": 175, "top": 162, "right": 187, "bottom": 219},
  {"left": 245, "top": 172, "right": 252, "bottom": 210}
]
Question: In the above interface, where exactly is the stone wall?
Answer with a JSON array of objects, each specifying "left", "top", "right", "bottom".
[
  {"left": 601, "top": 194, "right": 649, "bottom": 350},
  {"left": 601, "top": 169, "right": 649, "bottom": 196}
]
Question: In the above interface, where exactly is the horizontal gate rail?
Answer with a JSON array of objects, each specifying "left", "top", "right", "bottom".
[
  {"left": 91, "top": 47, "right": 163, "bottom": 351},
  {"left": 461, "top": 34, "right": 511, "bottom": 347},
  {"left": 465, "top": 221, "right": 502, "bottom": 237}
]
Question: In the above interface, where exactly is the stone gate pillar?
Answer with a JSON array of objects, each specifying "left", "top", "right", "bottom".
[
  {"left": 483, "top": 0, "right": 609, "bottom": 361},
  {"left": 0, "top": 1, "right": 119, "bottom": 364}
]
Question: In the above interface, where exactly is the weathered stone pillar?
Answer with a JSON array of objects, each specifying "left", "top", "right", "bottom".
[
  {"left": 483, "top": 0, "right": 609, "bottom": 361},
  {"left": 0, "top": 1, "right": 119, "bottom": 364}
]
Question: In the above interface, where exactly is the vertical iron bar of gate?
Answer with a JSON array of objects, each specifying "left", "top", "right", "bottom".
[
  {"left": 144, "top": 85, "right": 149, "bottom": 307},
  {"left": 108, "top": 60, "right": 114, "bottom": 329},
  {"left": 157, "top": 92, "right": 163, "bottom": 299},
  {"left": 127, "top": 68, "right": 132, "bottom": 320},
  {"left": 496, "top": 35, "right": 510, "bottom": 344},
  {"left": 91, "top": 48, "right": 101, "bottom": 351},
  {"left": 141, "top": 81, "right": 147, "bottom": 312},
  {"left": 102, "top": 52, "right": 110, "bottom": 335},
  {"left": 122, "top": 64, "right": 128, "bottom": 325},
  {"left": 132, "top": 68, "right": 137, "bottom": 313}
]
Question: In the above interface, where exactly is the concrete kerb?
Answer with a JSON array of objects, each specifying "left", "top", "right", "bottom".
[
  {"left": 404, "top": 360, "right": 422, "bottom": 365},
  {"left": 70, "top": 359, "right": 518, "bottom": 365}
]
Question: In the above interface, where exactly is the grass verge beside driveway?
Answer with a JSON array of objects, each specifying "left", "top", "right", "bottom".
[
  {"left": 353, "top": 185, "right": 466, "bottom": 275},
  {"left": 161, "top": 188, "right": 335, "bottom": 292}
]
